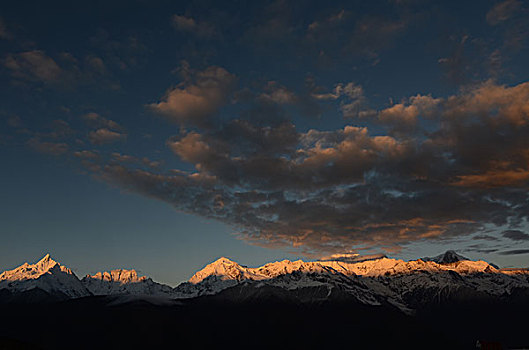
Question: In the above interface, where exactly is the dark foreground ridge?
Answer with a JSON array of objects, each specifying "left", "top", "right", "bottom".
[{"left": 0, "top": 288, "right": 528, "bottom": 349}]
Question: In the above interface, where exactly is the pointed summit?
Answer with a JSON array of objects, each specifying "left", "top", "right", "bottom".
[
  {"left": 211, "top": 257, "right": 239, "bottom": 266},
  {"left": 0, "top": 253, "right": 90, "bottom": 299},
  {"left": 85, "top": 269, "right": 145, "bottom": 284},
  {"left": 40, "top": 253, "right": 51, "bottom": 261},
  {"left": 31, "top": 253, "right": 61, "bottom": 274},
  {"left": 422, "top": 250, "right": 469, "bottom": 264},
  {"left": 189, "top": 257, "right": 246, "bottom": 284}
]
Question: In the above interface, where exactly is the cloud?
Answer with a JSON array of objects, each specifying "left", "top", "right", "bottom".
[
  {"left": 110, "top": 153, "right": 160, "bottom": 168},
  {"left": 338, "top": 83, "right": 369, "bottom": 118},
  {"left": 74, "top": 79, "right": 529, "bottom": 256},
  {"left": 7, "top": 115, "right": 23, "bottom": 128},
  {"left": 4, "top": 50, "right": 63, "bottom": 83},
  {"left": 498, "top": 249, "right": 529, "bottom": 255},
  {"left": 304, "top": 7, "right": 413, "bottom": 64},
  {"left": 346, "top": 15, "right": 409, "bottom": 60},
  {"left": 74, "top": 150, "right": 100, "bottom": 159},
  {"left": 148, "top": 64, "right": 237, "bottom": 126},
  {"left": 378, "top": 94, "right": 441, "bottom": 127},
  {"left": 242, "top": 0, "right": 298, "bottom": 47},
  {"left": 473, "top": 234, "right": 500, "bottom": 241},
  {"left": 82, "top": 112, "right": 123, "bottom": 131},
  {"left": 0, "top": 17, "right": 11, "bottom": 40},
  {"left": 488, "top": 0, "right": 529, "bottom": 52},
  {"left": 88, "top": 128, "right": 127, "bottom": 145},
  {"left": 258, "top": 81, "right": 297, "bottom": 105},
  {"left": 27, "top": 138, "right": 69, "bottom": 155},
  {"left": 88, "top": 30, "right": 147, "bottom": 71},
  {"left": 451, "top": 168, "right": 529, "bottom": 188},
  {"left": 306, "top": 10, "right": 347, "bottom": 39},
  {"left": 464, "top": 247, "right": 499, "bottom": 254},
  {"left": 502, "top": 229, "right": 529, "bottom": 241},
  {"left": 82, "top": 112, "right": 126, "bottom": 145},
  {"left": 310, "top": 81, "right": 374, "bottom": 119},
  {"left": 486, "top": 0, "right": 522, "bottom": 25},
  {"left": 3, "top": 49, "right": 121, "bottom": 88},
  {"left": 172, "top": 15, "right": 215, "bottom": 37},
  {"left": 437, "top": 34, "right": 476, "bottom": 85}
]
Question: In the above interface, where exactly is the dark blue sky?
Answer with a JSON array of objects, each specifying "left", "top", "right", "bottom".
[{"left": 1, "top": 0, "right": 529, "bottom": 285}]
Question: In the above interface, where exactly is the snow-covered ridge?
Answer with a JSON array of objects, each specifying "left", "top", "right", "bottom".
[
  {"left": 178, "top": 252, "right": 529, "bottom": 311},
  {"left": 0, "top": 254, "right": 90, "bottom": 298},
  {"left": 187, "top": 253, "right": 497, "bottom": 284},
  {"left": 1, "top": 251, "right": 529, "bottom": 313},
  {"left": 82, "top": 269, "right": 173, "bottom": 296}
]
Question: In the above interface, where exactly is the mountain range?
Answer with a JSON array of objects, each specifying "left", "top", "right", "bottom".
[{"left": 1, "top": 251, "right": 528, "bottom": 313}]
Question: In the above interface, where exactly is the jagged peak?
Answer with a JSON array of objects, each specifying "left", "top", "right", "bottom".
[
  {"left": 422, "top": 250, "right": 469, "bottom": 264},
  {"left": 39, "top": 253, "right": 52, "bottom": 262},
  {"left": 35, "top": 253, "right": 59, "bottom": 269},
  {"left": 84, "top": 269, "right": 147, "bottom": 283},
  {"left": 0, "top": 253, "right": 75, "bottom": 282}
]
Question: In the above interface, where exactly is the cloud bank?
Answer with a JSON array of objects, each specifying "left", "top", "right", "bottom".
[{"left": 74, "top": 77, "right": 529, "bottom": 255}]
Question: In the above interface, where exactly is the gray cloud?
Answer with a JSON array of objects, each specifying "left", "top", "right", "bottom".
[
  {"left": 502, "top": 230, "right": 529, "bottom": 241},
  {"left": 473, "top": 234, "right": 500, "bottom": 241},
  {"left": 464, "top": 247, "right": 499, "bottom": 254},
  {"left": 498, "top": 249, "right": 529, "bottom": 255}
]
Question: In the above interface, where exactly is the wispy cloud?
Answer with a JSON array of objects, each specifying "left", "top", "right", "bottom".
[
  {"left": 172, "top": 15, "right": 216, "bottom": 38},
  {"left": 4, "top": 50, "right": 63, "bottom": 83},
  {"left": 486, "top": 0, "right": 522, "bottom": 26},
  {"left": 0, "top": 17, "right": 11, "bottom": 40},
  {"left": 27, "top": 138, "right": 69, "bottom": 156},
  {"left": 498, "top": 249, "right": 529, "bottom": 255},
  {"left": 88, "top": 128, "right": 127, "bottom": 145}
]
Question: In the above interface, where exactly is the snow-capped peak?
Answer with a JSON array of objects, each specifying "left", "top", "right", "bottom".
[
  {"left": 37, "top": 253, "right": 55, "bottom": 266},
  {"left": 0, "top": 253, "right": 90, "bottom": 298},
  {"left": 85, "top": 269, "right": 147, "bottom": 284},
  {"left": 188, "top": 257, "right": 247, "bottom": 284},
  {"left": 82, "top": 269, "right": 173, "bottom": 296},
  {"left": 0, "top": 253, "right": 72, "bottom": 282},
  {"left": 210, "top": 257, "right": 241, "bottom": 267},
  {"left": 422, "top": 250, "right": 469, "bottom": 264},
  {"left": 33, "top": 253, "right": 55, "bottom": 269}
]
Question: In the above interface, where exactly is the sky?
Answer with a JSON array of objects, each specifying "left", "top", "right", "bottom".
[{"left": 1, "top": 0, "right": 529, "bottom": 286}]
